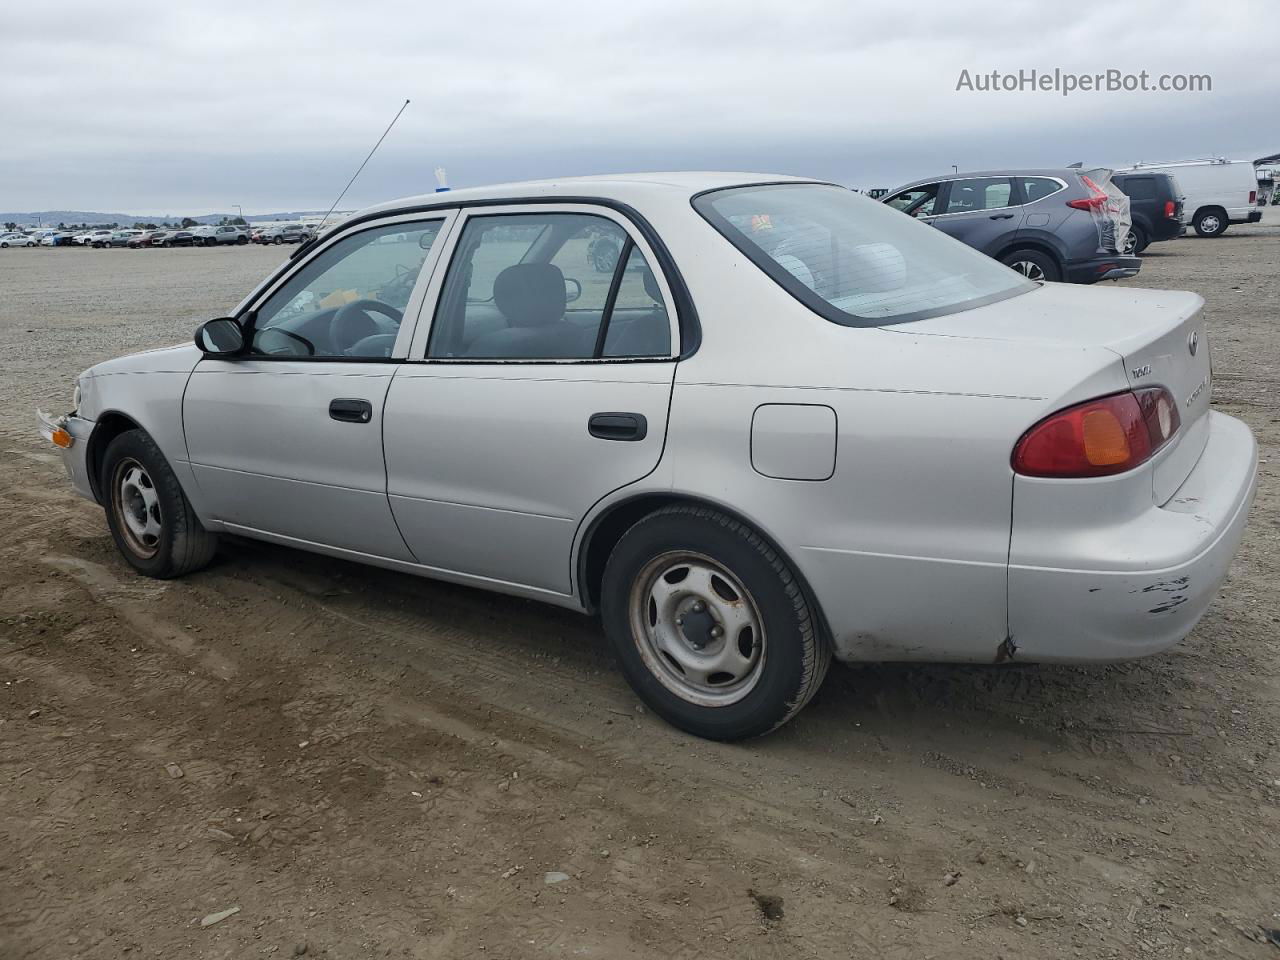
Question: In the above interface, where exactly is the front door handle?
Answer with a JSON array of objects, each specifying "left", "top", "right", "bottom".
[
  {"left": 329, "top": 398, "right": 373, "bottom": 423},
  {"left": 588, "top": 412, "right": 647, "bottom": 442},
  {"left": 989, "top": 213, "right": 1015, "bottom": 220}
]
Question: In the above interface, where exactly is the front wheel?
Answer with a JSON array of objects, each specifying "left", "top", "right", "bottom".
[
  {"left": 101, "top": 429, "right": 217, "bottom": 579},
  {"left": 601, "top": 505, "right": 830, "bottom": 740}
]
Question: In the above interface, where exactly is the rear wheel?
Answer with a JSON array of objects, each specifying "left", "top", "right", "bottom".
[
  {"left": 101, "top": 429, "right": 217, "bottom": 579},
  {"left": 1001, "top": 248, "right": 1060, "bottom": 283},
  {"left": 1193, "top": 208, "right": 1228, "bottom": 237},
  {"left": 601, "top": 505, "right": 830, "bottom": 740},
  {"left": 1122, "top": 224, "right": 1148, "bottom": 255}
]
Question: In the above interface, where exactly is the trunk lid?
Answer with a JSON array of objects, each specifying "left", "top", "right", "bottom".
[{"left": 891, "top": 283, "right": 1212, "bottom": 502}]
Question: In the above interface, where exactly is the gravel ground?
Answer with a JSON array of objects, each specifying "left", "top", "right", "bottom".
[{"left": 1, "top": 219, "right": 1278, "bottom": 959}]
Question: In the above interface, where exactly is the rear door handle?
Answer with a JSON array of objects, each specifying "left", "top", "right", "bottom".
[
  {"left": 989, "top": 213, "right": 1015, "bottom": 220},
  {"left": 329, "top": 398, "right": 373, "bottom": 423},
  {"left": 588, "top": 412, "right": 647, "bottom": 442}
]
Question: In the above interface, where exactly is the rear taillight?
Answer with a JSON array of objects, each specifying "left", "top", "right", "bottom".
[
  {"left": 1249, "top": 190, "right": 1257, "bottom": 204},
  {"left": 1164, "top": 200, "right": 1176, "bottom": 219},
  {"left": 1012, "top": 388, "right": 1181, "bottom": 478},
  {"left": 1066, "top": 175, "right": 1109, "bottom": 211}
]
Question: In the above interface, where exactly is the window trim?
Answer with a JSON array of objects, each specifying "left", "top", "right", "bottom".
[
  {"left": 231, "top": 211, "right": 458, "bottom": 363},
  {"left": 692, "top": 181, "right": 1034, "bottom": 328},
  {"left": 410, "top": 204, "right": 680, "bottom": 365},
  {"left": 1013, "top": 176, "right": 1068, "bottom": 207}
]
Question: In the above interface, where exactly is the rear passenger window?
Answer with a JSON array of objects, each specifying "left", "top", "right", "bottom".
[
  {"left": 428, "top": 212, "right": 672, "bottom": 361},
  {"left": 943, "top": 177, "right": 1013, "bottom": 213},
  {"left": 1021, "top": 177, "right": 1065, "bottom": 203},
  {"left": 1122, "top": 177, "right": 1157, "bottom": 200},
  {"left": 602, "top": 246, "right": 671, "bottom": 358}
]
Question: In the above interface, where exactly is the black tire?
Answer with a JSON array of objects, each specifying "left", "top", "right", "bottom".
[
  {"left": 1000, "top": 248, "right": 1061, "bottom": 283},
  {"left": 1123, "top": 224, "right": 1148, "bottom": 255},
  {"left": 1193, "top": 208, "right": 1228, "bottom": 237},
  {"left": 601, "top": 505, "right": 830, "bottom": 740},
  {"left": 101, "top": 429, "right": 217, "bottom": 579},
  {"left": 236, "top": 235, "right": 247, "bottom": 245},
  {"left": 272, "top": 235, "right": 282, "bottom": 245}
]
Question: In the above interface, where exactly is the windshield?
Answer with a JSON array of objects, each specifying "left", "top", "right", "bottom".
[{"left": 693, "top": 183, "right": 1034, "bottom": 326}]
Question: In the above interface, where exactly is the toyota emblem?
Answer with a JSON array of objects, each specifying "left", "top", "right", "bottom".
[{"left": 1187, "top": 330, "right": 1199, "bottom": 356}]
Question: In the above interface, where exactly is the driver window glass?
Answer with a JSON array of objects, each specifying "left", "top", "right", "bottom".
[
  {"left": 428, "top": 213, "right": 631, "bottom": 360},
  {"left": 885, "top": 185, "right": 938, "bottom": 218},
  {"left": 251, "top": 220, "right": 442, "bottom": 358}
]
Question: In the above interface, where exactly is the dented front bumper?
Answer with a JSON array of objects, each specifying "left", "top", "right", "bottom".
[
  {"left": 36, "top": 409, "right": 98, "bottom": 503},
  {"left": 1008, "top": 412, "right": 1258, "bottom": 662}
]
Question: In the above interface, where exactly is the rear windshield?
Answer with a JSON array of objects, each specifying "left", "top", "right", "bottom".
[{"left": 693, "top": 183, "right": 1034, "bottom": 326}]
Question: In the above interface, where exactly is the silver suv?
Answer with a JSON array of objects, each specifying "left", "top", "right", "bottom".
[{"left": 192, "top": 225, "right": 249, "bottom": 247}]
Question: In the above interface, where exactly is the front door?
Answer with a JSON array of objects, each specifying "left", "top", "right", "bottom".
[
  {"left": 384, "top": 205, "right": 680, "bottom": 595},
  {"left": 184, "top": 215, "right": 452, "bottom": 559}
]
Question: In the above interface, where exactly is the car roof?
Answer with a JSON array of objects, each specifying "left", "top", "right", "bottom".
[
  {"left": 889, "top": 168, "right": 1083, "bottom": 192},
  {"left": 353, "top": 172, "right": 820, "bottom": 221}
]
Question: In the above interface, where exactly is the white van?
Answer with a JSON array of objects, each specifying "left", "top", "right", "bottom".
[{"left": 1117, "top": 158, "right": 1259, "bottom": 237}]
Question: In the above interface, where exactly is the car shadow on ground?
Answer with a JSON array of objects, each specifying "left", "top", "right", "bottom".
[{"left": 214, "top": 535, "right": 1183, "bottom": 752}]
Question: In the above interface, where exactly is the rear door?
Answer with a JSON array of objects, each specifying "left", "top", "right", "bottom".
[
  {"left": 930, "top": 176, "right": 1022, "bottom": 254},
  {"left": 384, "top": 204, "right": 680, "bottom": 596}
]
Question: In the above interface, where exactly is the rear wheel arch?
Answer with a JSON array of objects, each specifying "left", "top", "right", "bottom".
[
  {"left": 993, "top": 237, "right": 1063, "bottom": 269},
  {"left": 1192, "top": 206, "right": 1228, "bottom": 237},
  {"left": 575, "top": 492, "right": 833, "bottom": 644}
]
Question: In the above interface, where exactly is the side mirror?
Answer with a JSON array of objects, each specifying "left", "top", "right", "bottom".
[
  {"left": 564, "top": 277, "right": 582, "bottom": 303},
  {"left": 195, "top": 317, "right": 246, "bottom": 357}
]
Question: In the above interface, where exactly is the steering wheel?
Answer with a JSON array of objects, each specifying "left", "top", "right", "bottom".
[{"left": 329, "top": 299, "right": 403, "bottom": 354}]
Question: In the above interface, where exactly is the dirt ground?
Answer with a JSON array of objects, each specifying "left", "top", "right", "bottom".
[{"left": 2, "top": 221, "right": 1278, "bottom": 960}]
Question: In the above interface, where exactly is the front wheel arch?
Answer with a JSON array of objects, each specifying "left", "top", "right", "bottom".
[
  {"left": 87, "top": 411, "right": 143, "bottom": 503},
  {"left": 575, "top": 492, "right": 834, "bottom": 647}
]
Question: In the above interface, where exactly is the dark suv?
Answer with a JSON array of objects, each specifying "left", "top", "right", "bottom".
[
  {"left": 882, "top": 168, "right": 1140, "bottom": 284},
  {"left": 1110, "top": 172, "right": 1184, "bottom": 254}
]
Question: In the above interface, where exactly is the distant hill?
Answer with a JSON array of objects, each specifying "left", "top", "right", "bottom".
[{"left": 0, "top": 210, "right": 333, "bottom": 227}]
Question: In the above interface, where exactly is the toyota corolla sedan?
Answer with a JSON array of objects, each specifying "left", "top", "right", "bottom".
[{"left": 37, "top": 173, "right": 1258, "bottom": 740}]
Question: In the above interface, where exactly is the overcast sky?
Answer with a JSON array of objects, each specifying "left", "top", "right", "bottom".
[{"left": 1, "top": 0, "right": 1272, "bottom": 215}]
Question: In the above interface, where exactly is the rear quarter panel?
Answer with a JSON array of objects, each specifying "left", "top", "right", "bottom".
[{"left": 633, "top": 217, "right": 1119, "bottom": 661}]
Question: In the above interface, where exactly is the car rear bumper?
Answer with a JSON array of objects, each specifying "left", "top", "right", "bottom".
[
  {"left": 1064, "top": 255, "right": 1142, "bottom": 283},
  {"left": 1008, "top": 411, "right": 1258, "bottom": 663},
  {"left": 1244, "top": 210, "right": 1262, "bottom": 224},
  {"left": 36, "top": 409, "right": 98, "bottom": 503}
]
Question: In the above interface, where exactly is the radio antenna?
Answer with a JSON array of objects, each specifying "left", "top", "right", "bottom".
[{"left": 319, "top": 98, "right": 411, "bottom": 229}]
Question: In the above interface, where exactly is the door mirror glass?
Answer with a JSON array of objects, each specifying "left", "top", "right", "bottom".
[{"left": 195, "top": 317, "right": 246, "bottom": 356}]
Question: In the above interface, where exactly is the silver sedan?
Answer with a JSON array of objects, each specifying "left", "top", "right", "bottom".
[{"left": 37, "top": 173, "right": 1258, "bottom": 739}]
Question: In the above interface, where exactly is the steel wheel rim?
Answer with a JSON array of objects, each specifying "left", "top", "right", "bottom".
[
  {"left": 1122, "top": 230, "right": 1137, "bottom": 254},
  {"left": 1011, "top": 260, "right": 1045, "bottom": 281},
  {"left": 111, "top": 457, "right": 163, "bottom": 558},
  {"left": 1201, "top": 215, "right": 1220, "bottom": 233},
  {"left": 628, "top": 551, "right": 766, "bottom": 707}
]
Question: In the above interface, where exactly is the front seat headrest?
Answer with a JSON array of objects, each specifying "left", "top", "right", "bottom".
[{"left": 494, "top": 263, "right": 566, "bottom": 327}]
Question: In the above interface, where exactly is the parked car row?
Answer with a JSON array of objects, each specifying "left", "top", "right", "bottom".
[
  {"left": 879, "top": 157, "right": 1263, "bottom": 285},
  {"left": 1, "top": 222, "right": 320, "bottom": 250}
]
